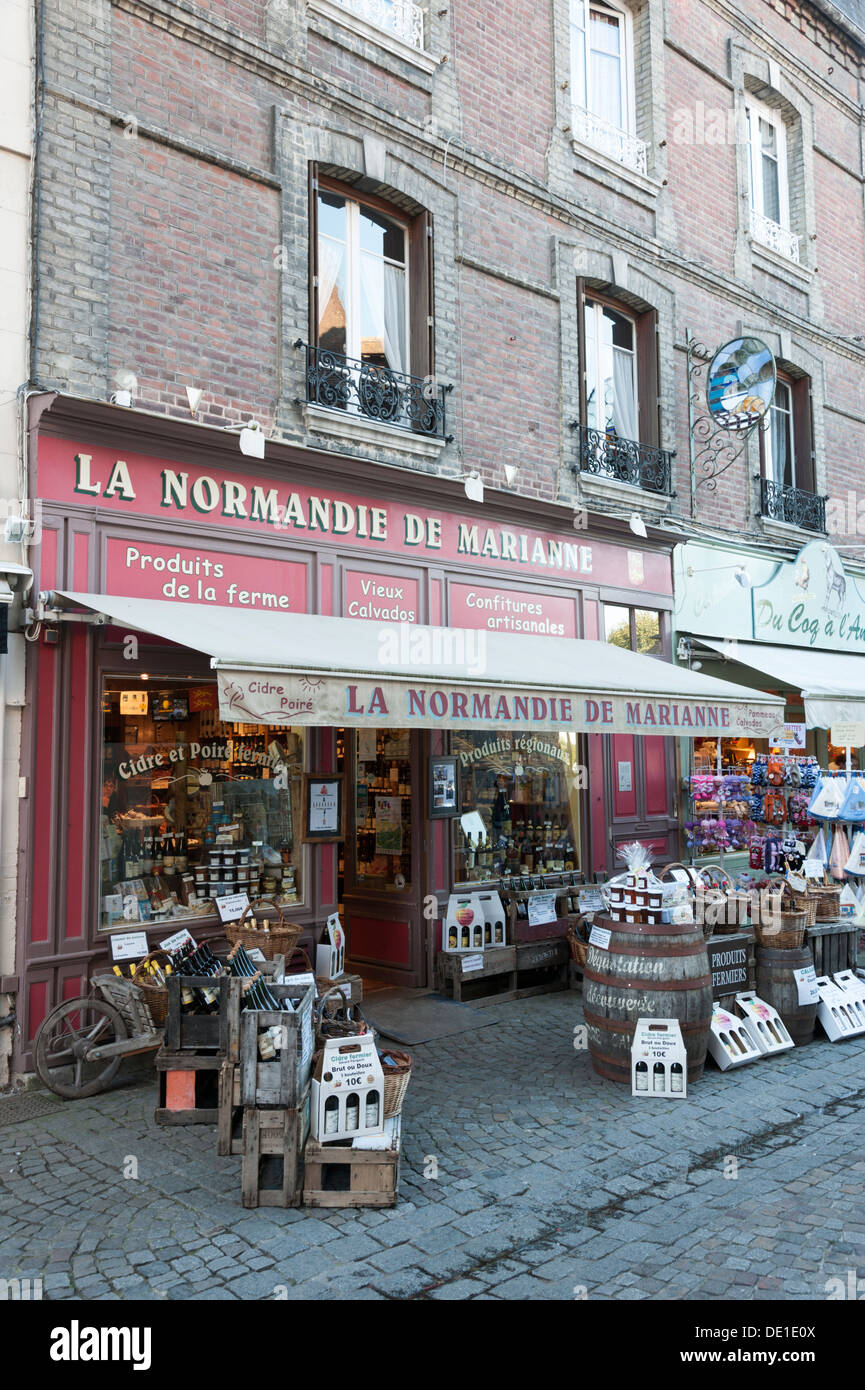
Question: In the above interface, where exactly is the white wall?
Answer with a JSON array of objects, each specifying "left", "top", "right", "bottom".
[{"left": 0, "top": 0, "right": 33, "bottom": 1081}]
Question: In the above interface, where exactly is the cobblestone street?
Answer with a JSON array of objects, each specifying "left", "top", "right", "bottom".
[{"left": 2, "top": 990, "right": 865, "bottom": 1302}]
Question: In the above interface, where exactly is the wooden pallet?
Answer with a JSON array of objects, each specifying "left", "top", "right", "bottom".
[
  {"left": 241, "top": 1092, "right": 310, "bottom": 1209},
  {"left": 154, "top": 1049, "right": 222, "bottom": 1125},
  {"left": 303, "top": 1129, "right": 400, "bottom": 1209},
  {"left": 435, "top": 938, "right": 569, "bottom": 1006}
]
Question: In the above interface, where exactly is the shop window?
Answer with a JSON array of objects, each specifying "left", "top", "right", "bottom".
[
  {"left": 569, "top": 0, "right": 647, "bottom": 174},
  {"left": 453, "top": 731, "right": 581, "bottom": 884},
  {"left": 603, "top": 603, "right": 662, "bottom": 656},
  {"left": 354, "top": 729, "right": 413, "bottom": 889},
  {"left": 308, "top": 171, "right": 436, "bottom": 414},
  {"left": 100, "top": 677, "right": 305, "bottom": 929}
]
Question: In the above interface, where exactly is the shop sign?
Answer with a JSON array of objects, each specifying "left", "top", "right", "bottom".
[
  {"left": 105, "top": 538, "right": 307, "bottom": 614},
  {"left": 831, "top": 721, "right": 865, "bottom": 748},
  {"left": 345, "top": 570, "right": 418, "bottom": 623},
  {"left": 449, "top": 583, "right": 576, "bottom": 638},
  {"left": 39, "top": 437, "right": 673, "bottom": 594},
  {"left": 217, "top": 670, "right": 783, "bottom": 739},
  {"left": 769, "top": 722, "right": 806, "bottom": 749},
  {"left": 752, "top": 540, "right": 865, "bottom": 653}
]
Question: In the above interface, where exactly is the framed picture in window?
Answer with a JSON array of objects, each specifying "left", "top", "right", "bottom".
[
  {"left": 429, "top": 755, "right": 460, "bottom": 819},
  {"left": 303, "top": 774, "right": 345, "bottom": 842}
]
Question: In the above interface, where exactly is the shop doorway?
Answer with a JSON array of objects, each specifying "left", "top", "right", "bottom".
[{"left": 337, "top": 728, "right": 428, "bottom": 988}]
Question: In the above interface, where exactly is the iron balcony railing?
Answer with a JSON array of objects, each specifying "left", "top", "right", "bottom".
[
  {"left": 573, "top": 423, "right": 674, "bottom": 495},
  {"left": 296, "top": 342, "right": 452, "bottom": 441},
  {"left": 571, "top": 107, "right": 649, "bottom": 177},
  {"left": 750, "top": 209, "right": 801, "bottom": 264},
  {"left": 759, "top": 477, "right": 826, "bottom": 533}
]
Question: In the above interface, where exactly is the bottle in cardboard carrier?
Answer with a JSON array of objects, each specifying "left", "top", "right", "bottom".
[
  {"left": 365, "top": 1089, "right": 381, "bottom": 1129},
  {"left": 324, "top": 1095, "right": 339, "bottom": 1135},
  {"left": 345, "top": 1094, "right": 360, "bottom": 1131},
  {"left": 653, "top": 1063, "right": 665, "bottom": 1093},
  {"left": 670, "top": 1062, "right": 684, "bottom": 1093},
  {"left": 635, "top": 1061, "right": 648, "bottom": 1092}
]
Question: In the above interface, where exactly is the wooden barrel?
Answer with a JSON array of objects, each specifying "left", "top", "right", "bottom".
[
  {"left": 755, "top": 945, "right": 818, "bottom": 1045},
  {"left": 583, "top": 913, "right": 712, "bottom": 1084}
]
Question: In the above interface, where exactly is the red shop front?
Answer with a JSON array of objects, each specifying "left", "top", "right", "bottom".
[{"left": 12, "top": 396, "right": 681, "bottom": 1073}]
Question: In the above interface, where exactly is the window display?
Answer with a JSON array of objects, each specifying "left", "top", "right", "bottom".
[
  {"left": 100, "top": 677, "right": 305, "bottom": 929},
  {"left": 354, "top": 729, "right": 413, "bottom": 890},
  {"left": 453, "top": 731, "right": 581, "bottom": 884}
]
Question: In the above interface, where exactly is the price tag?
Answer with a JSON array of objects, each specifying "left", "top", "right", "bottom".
[
  {"left": 670, "top": 868, "right": 691, "bottom": 885},
  {"left": 578, "top": 888, "right": 605, "bottom": 914},
  {"left": 159, "top": 927, "right": 196, "bottom": 953},
  {"left": 527, "top": 890, "right": 557, "bottom": 927},
  {"left": 788, "top": 872, "right": 807, "bottom": 894},
  {"left": 109, "top": 930, "right": 149, "bottom": 961},
  {"left": 793, "top": 964, "right": 820, "bottom": 1005},
  {"left": 803, "top": 861, "right": 825, "bottom": 880},
  {"left": 589, "top": 924, "right": 612, "bottom": 950},
  {"left": 461, "top": 953, "right": 484, "bottom": 974},
  {"left": 832, "top": 722, "right": 865, "bottom": 748},
  {"left": 215, "top": 892, "right": 250, "bottom": 924},
  {"left": 246, "top": 947, "right": 267, "bottom": 963}
]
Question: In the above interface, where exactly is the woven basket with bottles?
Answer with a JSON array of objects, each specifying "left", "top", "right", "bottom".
[
  {"left": 380, "top": 1048, "right": 412, "bottom": 1118},
  {"left": 132, "top": 950, "right": 172, "bottom": 1028},
  {"left": 225, "top": 897, "right": 301, "bottom": 959},
  {"left": 756, "top": 880, "right": 806, "bottom": 949},
  {"left": 567, "top": 919, "right": 590, "bottom": 969}
]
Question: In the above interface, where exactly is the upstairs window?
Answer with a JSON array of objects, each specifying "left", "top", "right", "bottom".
[
  {"left": 570, "top": 0, "right": 646, "bottom": 173},
  {"left": 745, "top": 99, "right": 799, "bottom": 262},
  {"left": 584, "top": 298, "right": 638, "bottom": 440},
  {"left": 317, "top": 189, "right": 409, "bottom": 375}
]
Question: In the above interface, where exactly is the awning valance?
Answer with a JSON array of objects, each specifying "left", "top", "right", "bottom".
[
  {"left": 699, "top": 638, "right": 865, "bottom": 730},
  {"left": 56, "top": 592, "right": 784, "bottom": 737}
]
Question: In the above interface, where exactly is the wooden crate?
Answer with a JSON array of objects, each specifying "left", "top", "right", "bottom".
[
  {"left": 217, "top": 1059, "right": 244, "bottom": 1156},
  {"left": 807, "top": 923, "right": 859, "bottom": 976},
  {"left": 436, "top": 939, "right": 568, "bottom": 1005},
  {"left": 163, "top": 975, "right": 242, "bottom": 1058},
  {"left": 154, "top": 1048, "right": 222, "bottom": 1125},
  {"left": 314, "top": 971, "right": 364, "bottom": 1005},
  {"left": 303, "top": 1130, "right": 400, "bottom": 1209},
  {"left": 241, "top": 1092, "right": 310, "bottom": 1209},
  {"left": 238, "top": 982, "right": 315, "bottom": 1108}
]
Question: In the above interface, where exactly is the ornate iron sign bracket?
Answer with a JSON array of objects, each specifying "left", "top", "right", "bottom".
[{"left": 687, "top": 330, "right": 765, "bottom": 514}]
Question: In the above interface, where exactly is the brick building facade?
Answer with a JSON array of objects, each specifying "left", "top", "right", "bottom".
[{"left": 7, "top": 0, "right": 865, "bottom": 1078}]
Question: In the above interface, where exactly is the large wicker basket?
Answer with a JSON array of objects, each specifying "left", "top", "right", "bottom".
[
  {"left": 788, "top": 886, "right": 819, "bottom": 927},
  {"left": 379, "top": 1048, "right": 412, "bottom": 1118},
  {"left": 132, "top": 950, "right": 172, "bottom": 1027},
  {"left": 567, "top": 920, "right": 590, "bottom": 969},
  {"left": 225, "top": 897, "right": 301, "bottom": 959},
  {"left": 756, "top": 880, "right": 806, "bottom": 948},
  {"left": 810, "top": 885, "right": 843, "bottom": 920}
]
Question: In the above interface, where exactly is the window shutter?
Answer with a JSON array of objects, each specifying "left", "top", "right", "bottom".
[
  {"left": 636, "top": 307, "right": 660, "bottom": 447},
  {"left": 576, "top": 277, "right": 587, "bottom": 425},
  {"left": 409, "top": 209, "right": 434, "bottom": 382},
  {"left": 308, "top": 161, "right": 319, "bottom": 343},
  {"left": 792, "top": 376, "right": 815, "bottom": 493}
]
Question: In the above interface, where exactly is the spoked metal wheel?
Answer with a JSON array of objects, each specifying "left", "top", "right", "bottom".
[{"left": 34, "top": 997, "right": 128, "bottom": 1098}]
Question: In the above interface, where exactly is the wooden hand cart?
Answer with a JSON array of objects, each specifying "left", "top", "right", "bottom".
[{"left": 34, "top": 969, "right": 164, "bottom": 1099}]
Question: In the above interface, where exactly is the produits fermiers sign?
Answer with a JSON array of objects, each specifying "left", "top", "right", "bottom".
[{"left": 37, "top": 437, "right": 673, "bottom": 594}]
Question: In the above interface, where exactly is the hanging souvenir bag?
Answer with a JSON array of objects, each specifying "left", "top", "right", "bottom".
[
  {"left": 838, "top": 775, "right": 865, "bottom": 822},
  {"left": 808, "top": 775, "right": 842, "bottom": 820},
  {"left": 844, "top": 830, "right": 865, "bottom": 876},
  {"left": 829, "top": 825, "right": 851, "bottom": 881}
]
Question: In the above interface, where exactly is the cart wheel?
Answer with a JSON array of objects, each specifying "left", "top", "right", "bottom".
[{"left": 34, "top": 997, "right": 128, "bottom": 1099}]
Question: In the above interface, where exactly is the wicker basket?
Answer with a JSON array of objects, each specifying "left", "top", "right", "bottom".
[
  {"left": 755, "top": 880, "right": 806, "bottom": 948},
  {"left": 225, "top": 897, "right": 302, "bottom": 959},
  {"left": 810, "top": 885, "right": 843, "bottom": 920},
  {"left": 380, "top": 1048, "right": 412, "bottom": 1118},
  {"left": 567, "top": 920, "right": 590, "bottom": 968},
  {"left": 788, "top": 887, "right": 819, "bottom": 927},
  {"left": 659, "top": 861, "right": 715, "bottom": 939},
  {"left": 315, "top": 985, "right": 372, "bottom": 1043},
  {"left": 132, "top": 950, "right": 172, "bottom": 1027}
]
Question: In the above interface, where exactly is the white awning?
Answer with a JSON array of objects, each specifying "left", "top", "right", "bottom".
[
  {"left": 699, "top": 638, "right": 865, "bottom": 729},
  {"left": 56, "top": 591, "right": 784, "bottom": 736}
]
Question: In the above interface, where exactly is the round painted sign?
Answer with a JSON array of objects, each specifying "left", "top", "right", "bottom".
[{"left": 706, "top": 337, "right": 776, "bottom": 433}]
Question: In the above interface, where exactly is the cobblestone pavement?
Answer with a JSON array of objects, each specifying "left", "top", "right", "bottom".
[{"left": 2, "top": 990, "right": 865, "bottom": 1301}]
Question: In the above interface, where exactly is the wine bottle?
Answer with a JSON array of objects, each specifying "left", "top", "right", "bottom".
[
  {"left": 364, "top": 1088, "right": 380, "bottom": 1129},
  {"left": 670, "top": 1062, "right": 684, "bottom": 1093},
  {"left": 635, "top": 1060, "right": 648, "bottom": 1092},
  {"left": 652, "top": 1063, "right": 665, "bottom": 1093}
]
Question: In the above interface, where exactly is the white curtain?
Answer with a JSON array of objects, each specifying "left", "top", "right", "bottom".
[
  {"left": 382, "top": 263, "right": 407, "bottom": 375},
  {"left": 612, "top": 349, "right": 637, "bottom": 441},
  {"left": 317, "top": 240, "right": 343, "bottom": 339}
]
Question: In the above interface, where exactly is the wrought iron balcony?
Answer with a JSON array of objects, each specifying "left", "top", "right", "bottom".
[
  {"left": 750, "top": 209, "right": 801, "bottom": 263},
  {"left": 572, "top": 424, "right": 674, "bottom": 495},
  {"left": 330, "top": 0, "right": 425, "bottom": 49},
  {"left": 296, "top": 342, "right": 452, "bottom": 441},
  {"left": 759, "top": 477, "right": 826, "bottom": 533},
  {"left": 571, "top": 107, "right": 648, "bottom": 177}
]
